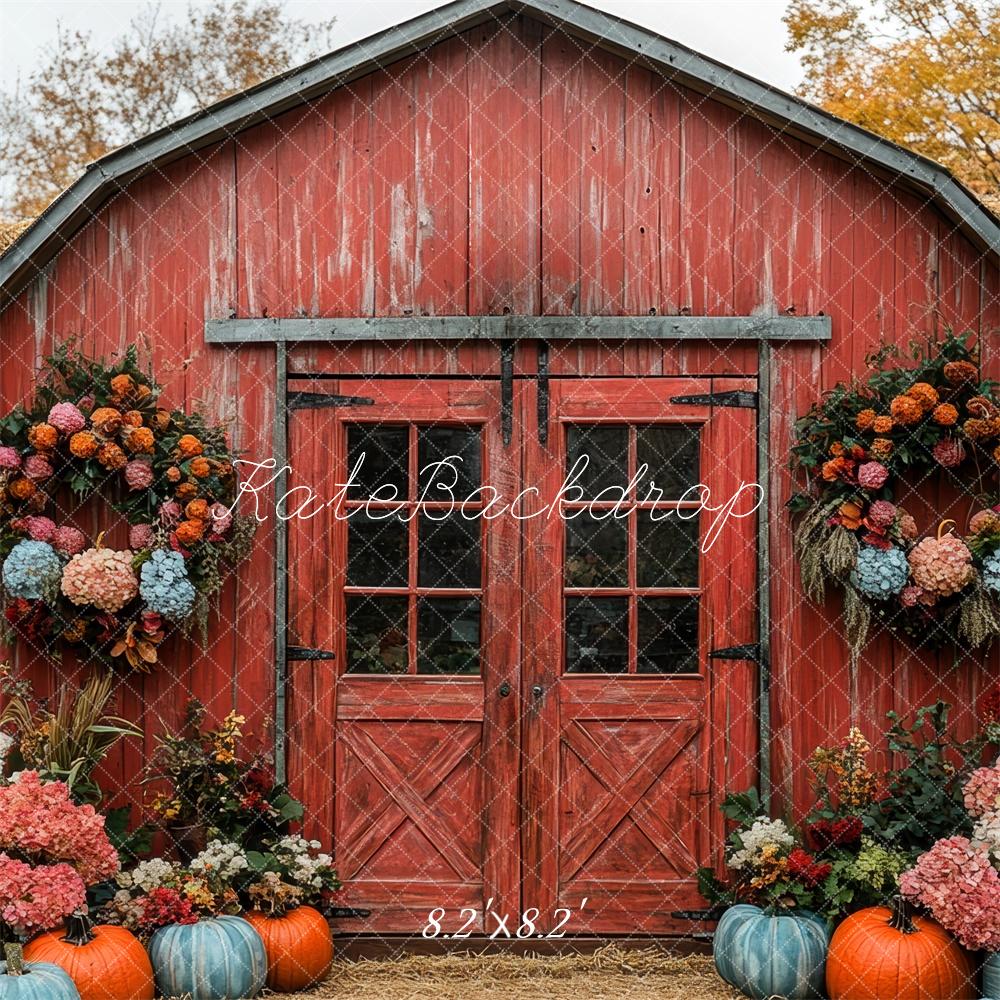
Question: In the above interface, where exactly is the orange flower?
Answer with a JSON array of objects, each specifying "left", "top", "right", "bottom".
[
  {"left": 871, "top": 438, "right": 893, "bottom": 459},
  {"left": 872, "top": 415, "right": 894, "bottom": 434},
  {"left": 123, "top": 410, "right": 144, "bottom": 427},
  {"left": 967, "top": 395, "right": 999, "bottom": 420},
  {"left": 994, "top": 444, "right": 1000, "bottom": 463},
  {"left": 151, "top": 409, "right": 171, "bottom": 432},
  {"left": 822, "top": 457, "right": 852, "bottom": 482},
  {"left": 166, "top": 466, "right": 182, "bottom": 483},
  {"left": 186, "top": 499, "right": 210, "bottom": 521},
  {"left": 109, "top": 374, "right": 135, "bottom": 398},
  {"left": 8, "top": 477, "right": 35, "bottom": 500},
  {"left": 27, "top": 423, "right": 57, "bottom": 451},
  {"left": 175, "top": 519, "right": 205, "bottom": 545},
  {"left": 97, "top": 442, "right": 127, "bottom": 470},
  {"left": 848, "top": 444, "right": 867, "bottom": 460},
  {"left": 943, "top": 360, "right": 979, "bottom": 386},
  {"left": 177, "top": 434, "right": 203, "bottom": 457},
  {"left": 189, "top": 457, "right": 210, "bottom": 478},
  {"left": 830, "top": 442, "right": 846, "bottom": 457},
  {"left": 215, "top": 462, "right": 233, "bottom": 478},
  {"left": 135, "top": 384, "right": 152, "bottom": 400},
  {"left": 91, "top": 407, "right": 122, "bottom": 435},
  {"left": 69, "top": 431, "right": 99, "bottom": 458},
  {"left": 906, "top": 382, "right": 939, "bottom": 412},
  {"left": 176, "top": 482, "right": 198, "bottom": 501},
  {"left": 838, "top": 500, "right": 863, "bottom": 530},
  {"left": 932, "top": 403, "right": 959, "bottom": 426},
  {"left": 964, "top": 418, "right": 996, "bottom": 442},
  {"left": 125, "top": 426, "right": 155, "bottom": 454},
  {"left": 889, "top": 395, "right": 922, "bottom": 426},
  {"left": 855, "top": 409, "right": 876, "bottom": 431}
]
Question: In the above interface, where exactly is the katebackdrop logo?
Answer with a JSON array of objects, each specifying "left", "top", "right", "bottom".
[{"left": 230, "top": 456, "right": 763, "bottom": 553}]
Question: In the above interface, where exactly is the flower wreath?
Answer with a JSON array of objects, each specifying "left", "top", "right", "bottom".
[
  {"left": 789, "top": 332, "right": 1000, "bottom": 654},
  {"left": 0, "top": 345, "right": 254, "bottom": 669}
]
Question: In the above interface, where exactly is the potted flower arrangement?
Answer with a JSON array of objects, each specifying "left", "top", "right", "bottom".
[
  {"left": 104, "top": 843, "right": 265, "bottom": 1000},
  {"left": 145, "top": 701, "right": 303, "bottom": 861},
  {"left": 243, "top": 835, "right": 340, "bottom": 991},
  {"left": 900, "top": 761, "right": 1000, "bottom": 997},
  {"left": 0, "top": 772, "right": 120, "bottom": 999},
  {"left": 700, "top": 789, "right": 831, "bottom": 1000}
]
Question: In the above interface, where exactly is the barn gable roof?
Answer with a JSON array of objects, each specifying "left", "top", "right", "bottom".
[{"left": 2, "top": 0, "right": 999, "bottom": 307}]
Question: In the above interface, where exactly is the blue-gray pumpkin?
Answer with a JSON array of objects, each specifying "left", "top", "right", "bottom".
[
  {"left": 0, "top": 959, "right": 81, "bottom": 1000},
  {"left": 147, "top": 916, "right": 266, "bottom": 1000},
  {"left": 713, "top": 904, "right": 829, "bottom": 1000},
  {"left": 984, "top": 952, "right": 1000, "bottom": 1000}
]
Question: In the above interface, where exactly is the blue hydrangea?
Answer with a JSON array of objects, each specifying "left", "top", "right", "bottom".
[
  {"left": 1, "top": 539, "right": 63, "bottom": 601},
  {"left": 853, "top": 545, "right": 909, "bottom": 599},
  {"left": 983, "top": 551, "right": 1000, "bottom": 594},
  {"left": 140, "top": 549, "right": 196, "bottom": 620}
]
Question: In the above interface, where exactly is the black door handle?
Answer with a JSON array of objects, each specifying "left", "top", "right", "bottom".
[
  {"left": 532, "top": 684, "right": 544, "bottom": 699},
  {"left": 498, "top": 681, "right": 511, "bottom": 698}
]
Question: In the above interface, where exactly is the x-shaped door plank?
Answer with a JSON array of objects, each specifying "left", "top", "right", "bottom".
[
  {"left": 560, "top": 719, "right": 699, "bottom": 882},
  {"left": 341, "top": 725, "right": 481, "bottom": 882}
]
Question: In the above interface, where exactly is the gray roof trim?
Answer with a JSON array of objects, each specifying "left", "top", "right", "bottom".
[{"left": 2, "top": 0, "right": 998, "bottom": 308}]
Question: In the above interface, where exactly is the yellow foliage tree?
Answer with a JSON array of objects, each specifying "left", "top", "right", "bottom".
[
  {"left": 0, "top": 0, "right": 336, "bottom": 220},
  {"left": 785, "top": 0, "right": 1000, "bottom": 211}
]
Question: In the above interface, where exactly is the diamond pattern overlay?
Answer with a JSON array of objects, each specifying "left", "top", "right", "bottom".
[{"left": 1, "top": 1, "right": 998, "bottom": 985}]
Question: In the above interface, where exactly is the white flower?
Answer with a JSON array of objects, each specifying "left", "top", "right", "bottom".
[
  {"left": 0, "top": 732, "right": 14, "bottom": 765},
  {"left": 127, "top": 857, "right": 177, "bottom": 892},
  {"left": 727, "top": 816, "right": 795, "bottom": 871},
  {"left": 972, "top": 810, "right": 1000, "bottom": 859},
  {"left": 190, "top": 839, "right": 250, "bottom": 881}
]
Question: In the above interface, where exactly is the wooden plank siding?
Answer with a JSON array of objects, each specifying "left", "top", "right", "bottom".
[{"left": 1, "top": 13, "right": 997, "bottom": 835}]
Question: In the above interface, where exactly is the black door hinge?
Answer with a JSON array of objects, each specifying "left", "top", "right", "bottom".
[
  {"left": 287, "top": 392, "right": 375, "bottom": 409},
  {"left": 326, "top": 906, "right": 372, "bottom": 919},
  {"left": 286, "top": 646, "right": 336, "bottom": 661},
  {"left": 537, "top": 340, "right": 550, "bottom": 445},
  {"left": 669, "top": 390, "right": 758, "bottom": 409},
  {"left": 709, "top": 643, "right": 761, "bottom": 662},
  {"left": 500, "top": 340, "right": 514, "bottom": 447}
]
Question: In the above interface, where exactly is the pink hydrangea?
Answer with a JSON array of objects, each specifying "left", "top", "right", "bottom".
[
  {"left": 23, "top": 453, "right": 54, "bottom": 481},
  {"left": 159, "top": 500, "right": 183, "bottom": 527},
  {"left": 857, "top": 461, "right": 889, "bottom": 489},
  {"left": 124, "top": 459, "right": 154, "bottom": 491},
  {"left": 866, "top": 500, "right": 897, "bottom": 529},
  {"left": 900, "top": 836, "right": 1000, "bottom": 951},
  {"left": 47, "top": 402, "right": 86, "bottom": 435},
  {"left": 52, "top": 525, "right": 87, "bottom": 556},
  {"left": 0, "top": 853, "right": 86, "bottom": 935},
  {"left": 932, "top": 437, "right": 966, "bottom": 468},
  {"left": 909, "top": 534, "right": 974, "bottom": 597},
  {"left": 898, "top": 511, "right": 919, "bottom": 540},
  {"left": 0, "top": 772, "right": 119, "bottom": 884},
  {"left": 0, "top": 446, "right": 21, "bottom": 470},
  {"left": 208, "top": 502, "right": 232, "bottom": 537},
  {"left": 964, "top": 766, "right": 1000, "bottom": 818},
  {"left": 24, "top": 515, "right": 56, "bottom": 542},
  {"left": 61, "top": 546, "right": 138, "bottom": 613},
  {"left": 128, "top": 523, "right": 155, "bottom": 549}
]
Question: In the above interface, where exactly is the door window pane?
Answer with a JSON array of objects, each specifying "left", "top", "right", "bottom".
[
  {"left": 565, "top": 597, "right": 628, "bottom": 673},
  {"left": 347, "top": 425, "right": 408, "bottom": 499},
  {"left": 637, "top": 516, "right": 699, "bottom": 588},
  {"left": 417, "top": 598, "right": 480, "bottom": 675},
  {"left": 566, "top": 425, "right": 628, "bottom": 498},
  {"left": 565, "top": 515, "right": 628, "bottom": 587},
  {"left": 347, "top": 512, "right": 407, "bottom": 587},
  {"left": 637, "top": 597, "right": 699, "bottom": 673},
  {"left": 345, "top": 595, "right": 408, "bottom": 674},
  {"left": 418, "top": 427, "right": 481, "bottom": 499},
  {"left": 637, "top": 425, "right": 700, "bottom": 498},
  {"left": 418, "top": 514, "right": 481, "bottom": 588}
]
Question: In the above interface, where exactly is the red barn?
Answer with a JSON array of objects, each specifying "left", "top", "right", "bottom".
[{"left": 2, "top": 0, "right": 998, "bottom": 939}]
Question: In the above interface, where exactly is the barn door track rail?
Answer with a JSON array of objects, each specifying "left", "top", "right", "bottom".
[{"left": 206, "top": 315, "right": 831, "bottom": 792}]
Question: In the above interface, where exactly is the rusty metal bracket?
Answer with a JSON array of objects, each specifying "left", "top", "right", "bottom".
[
  {"left": 500, "top": 339, "right": 514, "bottom": 447},
  {"left": 537, "top": 341, "right": 550, "bottom": 445}
]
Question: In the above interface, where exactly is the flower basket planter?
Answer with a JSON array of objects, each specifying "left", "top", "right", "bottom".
[
  {"left": 0, "top": 944, "right": 81, "bottom": 1000},
  {"left": 984, "top": 952, "right": 1000, "bottom": 1000},
  {"left": 166, "top": 823, "right": 208, "bottom": 865},
  {"left": 244, "top": 905, "right": 333, "bottom": 991},
  {"left": 147, "top": 916, "right": 265, "bottom": 1000},
  {"left": 713, "top": 904, "right": 829, "bottom": 1000}
]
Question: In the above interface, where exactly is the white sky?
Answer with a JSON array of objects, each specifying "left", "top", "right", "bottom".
[{"left": 0, "top": 0, "right": 806, "bottom": 94}]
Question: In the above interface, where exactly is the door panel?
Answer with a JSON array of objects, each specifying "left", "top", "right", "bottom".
[
  {"left": 287, "top": 379, "right": 521, "bottom": 932},
  {"left": 522, "top": 378, "right": 758, "bottom": 934}
]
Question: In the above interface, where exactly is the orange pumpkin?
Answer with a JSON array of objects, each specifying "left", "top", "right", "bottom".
[
  {"left": 245, "top": 904, "right": 333, "bottom": 991},
  {"left": 826, "top": 898, "right": 974, "bottom": 1000},
  {"left": 23, "top": 913, "right": 154, "bottom": 1000}
]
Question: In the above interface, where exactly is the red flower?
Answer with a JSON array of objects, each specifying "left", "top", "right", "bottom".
[
  {"left": 787, "top": 847, "right": 832, "bottom": 887},
  {"left": 135, "top": 887, "right": 198, "bottom": 931},
  {"left": 980, "top": 683, "right": 1000, "bottom": 724}
]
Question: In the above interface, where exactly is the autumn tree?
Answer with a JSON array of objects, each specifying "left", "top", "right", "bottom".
[
  {"left": 785, "top": 0, "right": 1000, "bottom": 210},
  {"left": 0, "top": 1, "right": 336, "bottom": 219}
]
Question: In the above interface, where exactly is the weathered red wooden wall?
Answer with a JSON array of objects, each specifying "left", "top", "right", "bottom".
[{"left": 1, "top": 13, "right": 998, "bottom": 827}]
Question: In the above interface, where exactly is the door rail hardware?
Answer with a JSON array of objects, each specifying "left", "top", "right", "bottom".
[
  {"left": 669, "top": 390, "right": 758, "bottom": 409},
  {"left": 326, "top": 906, "right": 372, "bottom": 919},
  {"left": 286, "top": 646, "right": 336, "bottom": 661},
  {"left": 708, "top": 643, "right": 762, "bottom": 662},
  {"left": 671, "top": 907, "right": 727, "bottom": 922},
  {"left": 288, "top": 392, "right": 375, "bottom": 409},
  {"left": 500, "top": 340, "right": 515, "bottom": 446},
  {"left": 537, "top": 340, "right": 550, "bottom": 445}
]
